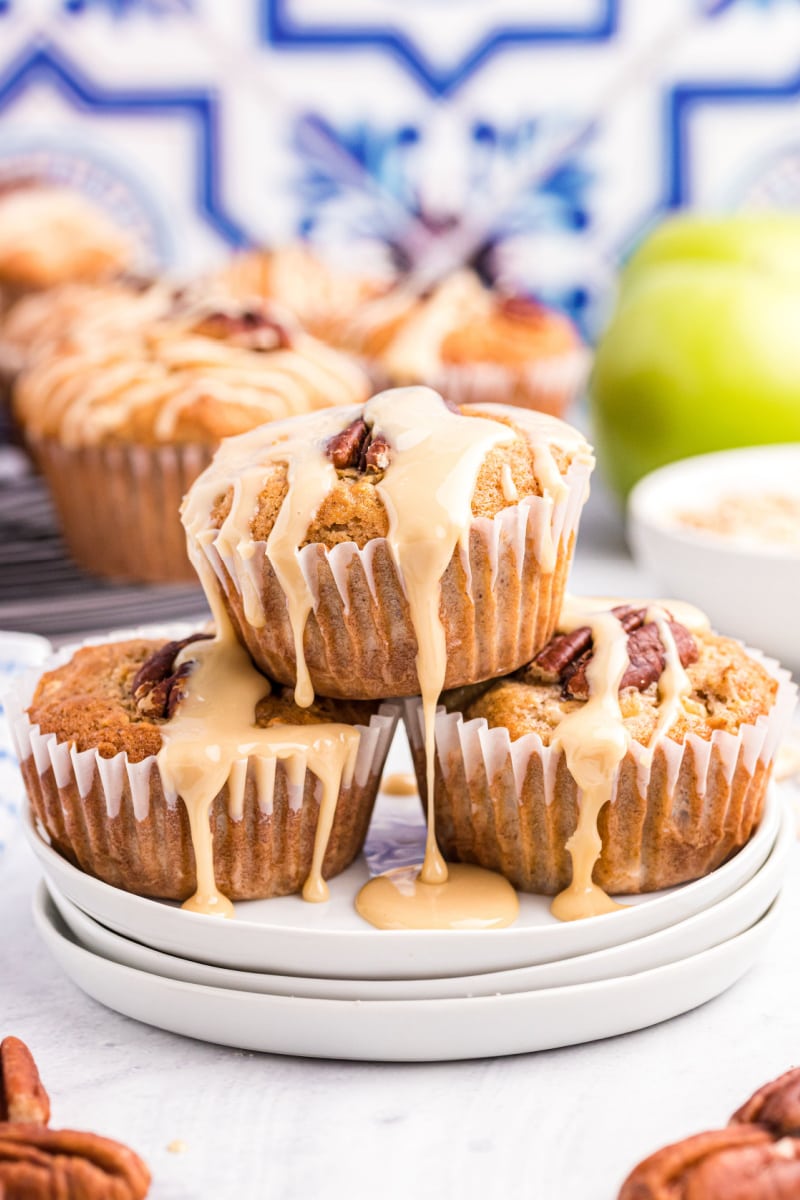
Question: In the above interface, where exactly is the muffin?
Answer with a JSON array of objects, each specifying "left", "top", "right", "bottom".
[
  {"left": 0, "top": 183, "right": 136, "bottom": 312},
  {"left": 336, "top": 269, "right": 587, "bottom": 416},
  {"left": 211, "top": 242, "right": 396, "bottom": 343},
  {"left": 11, "top": 629, "right": 397, "bottom": 906},
  {"left": 182, "top": 386, "right": 594, "bottom": 703},
  {"left": 405, "top": 601, "right": 795, "bottom": 912},
  {"left": 14, "top": 299, "right": 371, "bottom": 582}
]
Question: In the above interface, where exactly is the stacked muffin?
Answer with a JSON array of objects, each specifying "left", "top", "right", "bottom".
[{"left": 12, "top": 388, "right": 597, "bottom": 910}]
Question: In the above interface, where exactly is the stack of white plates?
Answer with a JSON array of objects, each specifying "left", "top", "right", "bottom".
[{"left": 27, "top": 727, "right": 792, "bottom": 1062}]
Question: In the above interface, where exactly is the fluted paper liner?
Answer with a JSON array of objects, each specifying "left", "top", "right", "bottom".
[
  {"left": 365, "top": 348, "right": 590, "bottom": 418},
  {"left": 200, "top": 455, "right": 592, "bottom": 700},
  {"left": 6, "top": 625, "right": 398, "bottom": 902},
  {"left": 31, "top": 438, "right": 213, "bottom": 583},
  {"left": 403, "top": 648, "right": 796, "bottom": 894}
]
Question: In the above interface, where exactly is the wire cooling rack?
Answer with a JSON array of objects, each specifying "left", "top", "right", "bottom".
[{"left": 0, "top": 449, "right": 209, "bottom": 641}]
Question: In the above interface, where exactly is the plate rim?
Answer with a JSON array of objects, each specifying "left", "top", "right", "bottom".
[
  {"left": 34, "top": 881, "right": 781, "bottom": 1012},
  {"left": 22, "top": 786, "right": 783, "bottom": 942},
  {"left": 40, "top": 801, "right": 791, "bottom": 999}
]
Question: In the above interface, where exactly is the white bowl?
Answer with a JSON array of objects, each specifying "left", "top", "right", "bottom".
[{"left": 627, "top": 444, "right": 800, "bottom": 667}]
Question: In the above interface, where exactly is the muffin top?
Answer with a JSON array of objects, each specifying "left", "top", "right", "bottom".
[
  {"left": 0, "top": 276, "right": 178, "bottom": 374},
  {"left": 0, "top": 185, "right": 135, "bottom": 291},
  {"left": 192, "top": 386, "right": 593, "bottom": 552},
  {"left": 340, "top": 269, "right": 582, "bottom": 380},
  {"left": 14, "top": 298, "right": 371, "bottom": 447},
  {"left": 28, "top": 636, "right": 379, "bottom": 763},
  {"left": 452, "top": 605, "right": 778, "bottom": 746},
  {"left": 211, "top": 243, "right": 396, "bottom": 341}
]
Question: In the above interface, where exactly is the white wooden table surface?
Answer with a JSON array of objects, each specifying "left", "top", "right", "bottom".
[{"left": 2, "top": 480, "right": 799, "bottom": 1200}]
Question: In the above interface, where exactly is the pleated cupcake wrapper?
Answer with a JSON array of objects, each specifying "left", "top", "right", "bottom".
[
  {"left": 199, "top": 455, "right": 592, "bottom": 700},
  {"left": 6, "top": 623, "right": 399, "bottom": 901},
  {"left": 403, "top": 647, "right": 797, "bottom": 894},
  {"left": 360, "top": 347, "right": 590, "bottom": 416},
  {"left": 30, "top": 437, "right": 213, "bottom": 584}
]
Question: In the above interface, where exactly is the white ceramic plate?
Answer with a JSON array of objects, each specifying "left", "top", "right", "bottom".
[
  {"left": 24, "top": 786, "right": 783, "bottom": 980},
  {"left": 33, "top": 886, "right": 781, "bottom": 1062},
  {"left": 43, "top": 799, "right": 792, "bottom": 1000}
]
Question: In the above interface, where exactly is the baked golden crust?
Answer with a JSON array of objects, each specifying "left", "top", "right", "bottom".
[
  {"left": 456, "top": 630, "right": 777, "bottom": 746},
  {"left": 28, "top": 638, "right": 378, "bottom": 763},
  {"left": 211, "top": 405, "right": 578, "bottom": 550}
]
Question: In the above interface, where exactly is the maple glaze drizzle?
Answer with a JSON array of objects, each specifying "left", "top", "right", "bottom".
[
  {"left": 550, "top": 599, "right": 694, "bottom": 921},
  {"left": 157, "top": 548, "right": 360, "bottom": 917}
]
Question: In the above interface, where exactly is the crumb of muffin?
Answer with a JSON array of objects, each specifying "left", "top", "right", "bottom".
[{"left": 28, "top": 639, "right": 168, "bottom": 762}]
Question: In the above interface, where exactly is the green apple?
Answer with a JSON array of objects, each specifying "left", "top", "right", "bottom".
[{"left": 591, "top": 214, "right": 800, "bottom": 497}]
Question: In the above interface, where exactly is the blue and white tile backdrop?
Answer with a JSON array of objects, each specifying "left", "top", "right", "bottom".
[{"left": 0, "top": 0, "right": 798, "bottom": 337}]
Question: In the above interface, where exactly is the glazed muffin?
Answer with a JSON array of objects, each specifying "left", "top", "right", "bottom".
[
  {"left": 337, "top": 269, "right": 587, "bottom": 416},
  {"left": 14, "top": 300, "right": 371, "bottom": 582},
  {"left": 13, "top": 632, "right": 396, "bottom": 903},
  {"left": 211, "top": 242, "right": 396, "bottom": 343},
  {"left": 405, "top": 602, "right": 795, "bottom": 902},
  {"left": 0, "top": 184, "right": 136, "bottom": 311},
  {"left": 183, "top": 386, "right": 594, "bottom": 701}
]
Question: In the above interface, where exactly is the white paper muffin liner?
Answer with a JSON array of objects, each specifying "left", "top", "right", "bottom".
[
  {"left": 200, "top": 454, "right": 593, "bottom": 700},
  {"left": 403, "top": 645, "right": 797, "bottom": 894},
  {"left": 31, "top": 438, "right": 213, "bottom": 583},
  {"left": 6, "top": 623, "right": 399, "bottom": 901}
]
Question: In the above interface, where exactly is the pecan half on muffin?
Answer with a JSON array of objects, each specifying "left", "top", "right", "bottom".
[
  {"left": 405, "top": 602, "right": 793, "bottom": 906},
  {"left": 13, "top": 633, "right": 396, "bottom": 904},
  {"left": 182, "top": 386, "right": 594, "bottom": 702},
  {"left": 13, "top": 298, "right": 370, "bottom": 583},
  {"left": 336, "top": 268, "right": 587, "bottom": 417}
]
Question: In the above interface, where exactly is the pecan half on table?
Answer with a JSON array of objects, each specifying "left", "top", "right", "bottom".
[
  {"left": 0, "top": 1037, "right": 150, "bottom": 1200},
  {"left": 619, "top": 1066, "right": 800, "bottom": 1199}
]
